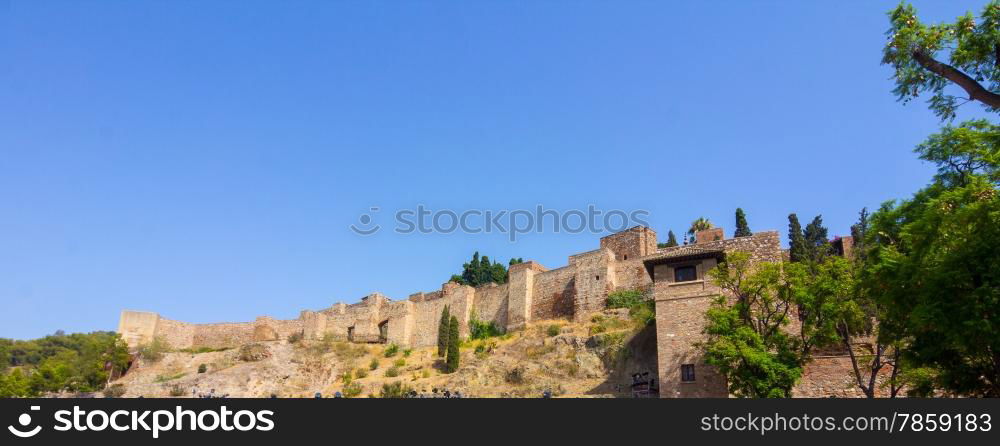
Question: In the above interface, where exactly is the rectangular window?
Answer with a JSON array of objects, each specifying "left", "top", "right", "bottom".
[
  {"left": 681, "top": 364, "right": 696, "bottom": 382},
  {"left": 674, "top": 265, "right": 697, "bottom": 282}
]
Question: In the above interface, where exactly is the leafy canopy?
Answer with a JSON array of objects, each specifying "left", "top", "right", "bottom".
[{"left": 882, "top": 1, "right": 1000, "bottom": 120}]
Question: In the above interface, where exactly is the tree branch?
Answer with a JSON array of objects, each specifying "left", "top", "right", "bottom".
[{"left": 913, "top": 50, "right": 1000, "bottom": 109}]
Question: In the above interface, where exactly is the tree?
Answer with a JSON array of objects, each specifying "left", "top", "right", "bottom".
[
  {"left": 787, "top": 214, "right": 807, "bottom": 263},
  {"left": 449, "top": 252, "right": 518, "bottom": 286},
  {"left": 803, "top": 215, "right": 831, "bottom": 264},
  {"left": 882, "top": 1, "right": 1000, "bottom": 120},
  {"left": 827, "top": 209, "right": 904, "bottom": 398},
  {"left": 734, "top": 208, "right": 752, "bottom": 237},
  {"left": 437, "top": 306, "right": 450, "bottom": 358},
  {"left": 849, "top": 208, "right": 871, "bottom": 262},
  {"left": 445, "top": 316, "right": 460, "bottom": 373},
  {"left": 0, "top": 369, "right": 31, "bottom": 398},
  {"left": 702, "top": 252, "right": 805, "bottom": 397},
  {"left": 658, "top": 230, "right": 679, "bottom": 248},
  {"left": 865, "top": 121, "right": 1000, "bottom": 397},
  {"left": 687, "top": 217, "right": 714, "bottom": 243}
]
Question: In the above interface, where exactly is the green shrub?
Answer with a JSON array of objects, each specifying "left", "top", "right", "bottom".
[
  {"left": 468, "top": 313, "right": 504, "bottom": 340},
  {"left": 340, "top": 371, "right": 353, "bottom": 385},
  {"left": 379, "top": 381, "right": 414, "bottom": 398},
  {"left": 197, "top": 364, "right": 207, "bottom": 374},
  {"left": 342, "top": 382, "right": 363, "bottom": 398},
  {"left": 368, "top": 358, "right": 379, "bottom": 370},
  {"left": 287, "top": 331, "right": 304, "bottom": 343},
  {"left": 393, "top": 358, "right": 406, "bottom": 368},
  {"left": 588, "top": 314, "right": 629, "bottom": 335},
  {"left": 403, "top": 349, "right": 412, "bottom": 357},
  {"left": 102, "top": 383, "right": 126, "bottom": 398},
  {"left": 383, "top": 343, "right": 399, "bottom": 357},
  {"left": 606, "top": 289, "right": 645, "bottom": 309},
  {"left": 168, "top": 384, "right": 186, "bottom": 397},
  {"left": 628, "top": 300, "right": 656, "bottom": 327},
  {"left": 385, "top": 366, "right": 401, "bottom": 378},
  {"left": 474, "top": 340, "right": 497, "bottom": 359},
  {"left": 354, "top": 368, "right": 368, "bottom": 379},
  {"left": 546, "top": 325, "right": 562, "bottom": 337},
  {"left": 137, "top": 337, "right": 171, "bottom": 363}
]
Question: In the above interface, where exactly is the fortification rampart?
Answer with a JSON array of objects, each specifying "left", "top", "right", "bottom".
[{"left": 118, "top": 227, "right": 661, "bottom": 350}]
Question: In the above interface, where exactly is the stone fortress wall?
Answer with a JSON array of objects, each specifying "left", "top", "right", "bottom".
[
  {"left": 118, "top": 227, "right": 658, "bottom": 351},
  {"left": 117, "top": 226, "right": 865, "bottom": 397}
]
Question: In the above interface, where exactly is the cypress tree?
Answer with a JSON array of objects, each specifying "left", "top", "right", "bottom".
[
  {"left": 803, "top": 215, "right": 831, "bottom": 263},
  {"left": 788, "top": 214, "right": 807, "bottom": 263},
  {"left": 437, "top": 306, "right": 450, "bottom": 357},
  {"left": 849, "top": 208, "right": 869, "bottom": 262},
  {"left": 658, "top": 230, "right": 679, "bottom": 248},
  {"left": 446, "top": 315, "right": 460, "bottom": 373},
  {"left": 734, "top": 208, "right": 752, "bottom": 237}
]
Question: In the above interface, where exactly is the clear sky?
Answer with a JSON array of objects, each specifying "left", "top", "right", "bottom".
[{"left": 0, "top": 1, "right": 992, "bottom": 339}]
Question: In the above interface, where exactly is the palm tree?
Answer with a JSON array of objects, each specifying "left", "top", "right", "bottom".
[{"left": 687, "top": 217, "right": 714, "bottom": 243}]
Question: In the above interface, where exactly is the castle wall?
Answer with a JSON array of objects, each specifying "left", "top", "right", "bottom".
[
  {"left": 472, "top": 282, "right": 509, "bottom": 329},
  {"left": 570, "top": 249, "right": 614, "bottom": 322},
  {"left": 611, "top": 258, "right": 652, "bottom": 293},
  {"left": 156, "top": 317, "right": 195, "bottom": 349},
  {"left": 530, "top": 265, "right": 576, "bottom": 320}
]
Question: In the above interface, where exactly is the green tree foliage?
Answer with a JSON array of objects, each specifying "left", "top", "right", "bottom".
[
  {"left": 703, "top": 253, "right": 805, "bottom": 397},
  {"left": 882, "top": 1, "right": 1000, "bottom": 120},
  {"left": 787, "top": 214, "right": 807, "bottom": 263},
  {"left": 687, "top": 218, "right": 714, "bottom": 244},
  {"left": 734, "top": 208, "right": 752, "bottom": 237},
  {"left": 446, "top": 315, "right": 460, "bottom": 373},
  {"left": 850, "top": 208, "right": 871, "bottom": 262},
  {"left": 657, "top": 230, "right": 679, "bottom": 248},
  {"left": 467, "top": 312, "right": 504, "bottom": 340},
  {"left": 864, "top": 121, "right": 1000, "bottom": 397},
  {"left": 802, "top": 215, "right": 832, "bottom": 264},
  {"left": 437, "top": 305, "right": 450, "bottom": 358},
  {"left": 702, "top": 252, "right": 866, "bottom": 397},
  {"left": 449, "top": 252, "right": 520, "bottom": 286},
  {"left": 0, "top": 331, "right": 131, "bottom": 397}
]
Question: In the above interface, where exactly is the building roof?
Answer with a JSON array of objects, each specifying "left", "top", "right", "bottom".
[{"left": 642, "top": 246, "right": 725, "bottom": 265}]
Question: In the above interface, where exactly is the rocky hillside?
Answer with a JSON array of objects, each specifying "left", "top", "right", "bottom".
[{"left": 113, "top": 309, "right": 657, "bottom": 398}]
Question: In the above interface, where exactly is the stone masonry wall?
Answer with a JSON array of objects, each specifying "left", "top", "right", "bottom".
[{"left": 530, "top": 265, "right": 576, "bottom": 320}]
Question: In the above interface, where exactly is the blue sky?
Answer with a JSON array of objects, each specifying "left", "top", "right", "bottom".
[{"left": 0, "top": 1, "right": 992, "bottom": 339}]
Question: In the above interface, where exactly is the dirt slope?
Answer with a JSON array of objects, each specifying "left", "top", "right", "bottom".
[{"left": 115, "top": 310, "right": 657, "bottom": 398}]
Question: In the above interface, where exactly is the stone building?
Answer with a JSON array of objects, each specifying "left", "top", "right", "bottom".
[{"left": 117, "top": 226, "right": 864, "bottom": 397}]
